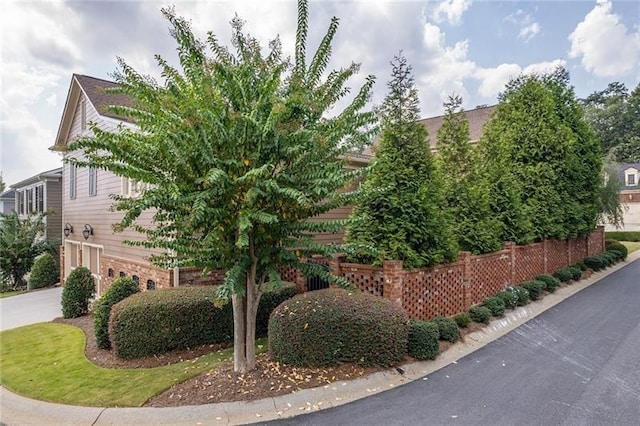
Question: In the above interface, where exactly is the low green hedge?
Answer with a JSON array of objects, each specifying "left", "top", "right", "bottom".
[
  {"left": 408, "top": 321, "right": 440, "bottom": 360},
  {"left": 469, "top": 306, "right": 492, "bottom": 324},
  {"left": 482, "top": 296, "right": 505, "bottom": 317},
  {"left": 535, "top": 274, "right": 561, "bottom": 293},
  {"left": 605, "top": 231, "right": 640, "bottom": 242},
  {"left": 497, "top": 288, "right": 519, "bottom": 309},
  {"left": 605, "top": 240, "right": 628, "bottom": 260},
  {"left": 521, "top": 280, "right": 545, "bottom": 301},
  {"left": 269, "top": 288, "right": 408, "bottom": 367},
  {"left": 93, "top": 277, "right": 140, "bottom": 349},
  {"left": 553, "top": 267, "right": 574, "bottom": 283},
  {"left": 110, "top": 283, "right": 296, "bottom": 359},
  {"left": 584, "top": 256, "right": 606, "bottom": 271},
  {"left": 432, "top": 317, "right": 460, "bottom": 343},
  {"left": 454, "top": 313, "right": 472, "bottom": 328}
]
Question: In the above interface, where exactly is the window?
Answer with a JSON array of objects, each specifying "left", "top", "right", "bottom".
[
  {"left": 17, "top": 191, "right": 24, "bottom": 214},
  {"left": 122, "top": 177, "right": 146, "bottom": 197},
  {"left": 80, "top": 99, "right": 87, "bottom": 131},
  {"left": 69, "top": 164, "right": 77, "bottom": 199},
  {"left": 146, "top": 280, "right": 156, "bottom": 290},
  {"left": 627, "top": 174, "right": 636, "bottom": 186},
  {"left": 36, "top": 185, "right": 44, "bottom": 212},
  {"left": 108, "top": 268, "right": 114, "bottom": 278},
  {"left": 132, "top": 275, "right": 140, "bottom": 285},
  {"left": 119, "top": 271, "right": 126, "bottom": 278},
  {"left": 88, "top": 168, "right": 97, "bottom": 196},
  {"left": 25, "top": 188, "right": 33, "bottom": 214}
]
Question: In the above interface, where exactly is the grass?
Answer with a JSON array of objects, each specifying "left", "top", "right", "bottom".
[
  {"left": 0, "top": 322, "right": 267, "bottom": 407},
  {"left": 621, "top": 241, "right": 640, "bottom": 254},
  {"left": 0, "top": 290, "right": 25, "bottom": 299}
]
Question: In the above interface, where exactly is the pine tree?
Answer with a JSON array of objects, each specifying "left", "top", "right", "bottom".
[{"left": 346, "top": 54, "right": 457, "bottom": 268}]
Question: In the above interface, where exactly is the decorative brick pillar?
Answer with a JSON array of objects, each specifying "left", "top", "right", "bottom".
[
  {"left": 383, "top": 260, "right": 404, "bottom": 309},
  {"left": 329, "top": 254, "right": 345, "bottom": 286},
  {"left": 295, "top": 259, "right": 307, "bottom": 293},
  {"left": 460, "top": 251, "right": 471, "bottom": 310},
  {"left": 59, "top": 245, "right": 65, "bottom": 286},
  {"left": 542, "top": 239, "right": 548, "bottom": 274},
  {"left": 503, "top": 242, "right": 516, "bottom": 284},
  {"left": 567, "top": 238, "right": 573, "bottom": 266}
]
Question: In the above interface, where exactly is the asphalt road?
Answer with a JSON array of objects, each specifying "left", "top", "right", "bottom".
[
  {"left": 267, "top": 259, "right": 640, "bottom": 426},
  {"left": 0, "top": 286, "right": 62, "bottom": 331}
]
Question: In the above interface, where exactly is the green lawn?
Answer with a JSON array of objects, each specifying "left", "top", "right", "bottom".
[
  {"left": 0, "top": 322, "right": 266, "bottom": 407},
  {"left": 0, "top": 290, "right": 25, "bottom": 299},
  {"left": 622, "top": 241, "right": 640, "bottom": 254}
]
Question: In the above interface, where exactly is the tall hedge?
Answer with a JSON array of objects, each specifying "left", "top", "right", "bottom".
[
  {"left": 28, "top": 252, "right": 58, "bottom": 290},
  {"left": 61, "top": 267, "right": 95, "bottom": 318},
  {"left": 93, "top": 277, "right": 140, "bottom": 349},
  {"left": 346, "top": 54, "right": 457, "bottom": 268}
]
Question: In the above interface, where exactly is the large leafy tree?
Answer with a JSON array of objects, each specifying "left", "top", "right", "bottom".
[
  {"left": 436, "top": 96, "right": 502, "bottom": 254},
  {"left": 68, "top": 1, "right": 377, "bottom": 372},
  {"left": 0, "top": 212, "right": 51, "bottom": 289},
  {"left": 346, "top": 54, "right": 457, "bottom": 268}
]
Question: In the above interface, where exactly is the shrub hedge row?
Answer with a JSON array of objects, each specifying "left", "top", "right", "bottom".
[
  {"left": 605, "top": 240, "right": 628, "bottom": 260},
  {"left": 605, "top": 231, "right": 640, "bottom": 242},
  {"left": 269, "top": 288, "right": 408, "bottom": 367},
  {"left": 110, "top": 283, "right": 296, "bottom": 359},
  {"left": 93, "top": 277, "right": 140, "bottom": 349}
]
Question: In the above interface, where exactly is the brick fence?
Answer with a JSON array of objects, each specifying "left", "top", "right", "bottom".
[{"left": 320, "top": 226, "right": 605, "bottom": 321}]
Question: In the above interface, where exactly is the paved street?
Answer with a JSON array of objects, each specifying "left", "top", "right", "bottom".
[
  {"left": 268, "top": 259, "right": 640, "bottom": 426},
  {"left": 0, "top": 287, "right": 63, "bottom": 331}
]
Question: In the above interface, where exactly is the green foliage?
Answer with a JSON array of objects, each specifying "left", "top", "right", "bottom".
[
  {"left": 346, "top": 54, "right": 457, "bottom": 268},
  {"left": 521, "top": 280, "right": 546, "bottom": 301},
  {"left": 110, "top": 284, "right": 295, "bottom": 359},
  {"left": 535, "top": 274, "right": 561, "bottom": 293},
  {"left": 0, "top": 212, "right": 51, "bottom": 289},
  {"left": 496, "top": 288, "right": 519, "bottom": 309},
  {"left": 432, "top": 317, "right": 460, "bottom": 343},
  {"left": 28, "top": 253, "right": 58, "bottom": 290},
  {"left": 436, "top": 97, "right": 502, "bottom": 254},
  {"left": 454, "top": 312, "right": 472, "bottom": 328},
  {"left": 255, "top": 282, "right": 298, "bottom": 336},
  {"left": 568, "top": 266, "right": 583, "bottom": 280},
  {"left": 512, "top": 286, "right": 530, "bottom": 306},
  {"left": 605, "top": 240, "right": 628, "bottom": 260},
  {"left": 482, "top": 296, "right": 506, "bottom": 317},
  {"left": 61, "top": 267, "right": 95, "bottom": 318},
  {"left": 605, "top": 231, "right": 640, "bottom": 242},
  {"left": 407, "top": 321, "right": 440, "bottom": 360},
  {"left": 469, "top": 306, "right": 492, "bottom": 324},
  {"left": 65, "top": 0, "right": 378, "bottom": 371},
  {"left": 93, "top": 277, "right": 141, "bottom": 349},
  {"left": 599, "top": 156, "right": 626, "bottom": 228},
  {"left": 269, "top": 289, "right": 408, "bottom": 367},
  {"left": 553, "top": 267, "right": 573, "bottom": 283},
  {"left": 583, "top": 256, "right": 606, "bottom": 271}
]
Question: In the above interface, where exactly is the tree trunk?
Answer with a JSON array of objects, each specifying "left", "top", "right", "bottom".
[
  {"left": 232, "top": 294, "right": 248, "bottom": 373},
  {"left": 245, "top": 274, "right": 259, "bottom": 371}
]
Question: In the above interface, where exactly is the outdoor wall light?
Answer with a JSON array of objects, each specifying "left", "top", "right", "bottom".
[
  {"left": 63, "top": 223, "right": 73, "bottom": 237},
  {"left": 82, "top": 224, "right": 93, "bottom": 240}
]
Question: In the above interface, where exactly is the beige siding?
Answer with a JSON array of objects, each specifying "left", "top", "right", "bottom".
[
  {"left": 308, "top": 205, "right": 354, "bottom": 244},
  {"left": 45, "top": 180, "right": 62, "bottom": 242}
]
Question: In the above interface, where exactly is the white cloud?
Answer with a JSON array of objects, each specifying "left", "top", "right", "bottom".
[
  {"left": 431, "top": 0, "right": 472, "bottom": 25},
  {"left": 569, "top": 0, "right": 640, "bottom": 77},
  {"left": 505, "top": 9, "right": 541, "bottom": 43},
  {"left": 519, "top": 22, "right": 540, "bottom": 42},
  {"left": 474, "top": 59, "right": 566, "bottom": 99}
]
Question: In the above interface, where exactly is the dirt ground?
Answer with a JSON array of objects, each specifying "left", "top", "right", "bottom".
[{"left": 54, "top": 316, "right": 484, "bottom": 407}]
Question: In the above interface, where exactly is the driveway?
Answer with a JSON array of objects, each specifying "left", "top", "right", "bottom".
[
  {"left": 268, "top": 258, "right": 640, "bottom": 425},
  {"left": 0, "top": 287, "right": 63, "bottom": 331}
]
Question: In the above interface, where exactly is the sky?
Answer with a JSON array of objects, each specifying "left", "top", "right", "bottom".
[{"left": 1, "top": 0, "right": 639, "bottom": 187}]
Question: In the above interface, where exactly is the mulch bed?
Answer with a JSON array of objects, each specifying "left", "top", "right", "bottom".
[{"left": 53, "top": 315, "right": 486, "bottom": 407}]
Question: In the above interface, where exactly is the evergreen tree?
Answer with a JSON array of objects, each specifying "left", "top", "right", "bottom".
[
  {"left": 436, "top": 97, "right": 502, "bottom": 254},
  {"left": 346, "top": 54, "right": 457, "bottom": 268},
  {"left": 68, "top": 1, "right": 377, "bottom": 373}
]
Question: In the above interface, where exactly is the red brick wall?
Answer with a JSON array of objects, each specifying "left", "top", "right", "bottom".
[
  {"left": 101, "top": 255, "right": 172, "bottom": 294},
  {"left": 332, "top": 226, "right": 605, "bottom": 321}
]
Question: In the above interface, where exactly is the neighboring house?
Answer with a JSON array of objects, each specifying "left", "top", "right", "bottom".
[
  {"left": 10, "top": 168, "right": 63, "bottom": 246},
  {"left": 50, "top": 74, "right": 371, "bottom": 295},
  {"left": 607, "top": 163, "right": 640, "bottom": 231},
  {"left": 0, "top": 189, "right": 16, "bottom": 215}
]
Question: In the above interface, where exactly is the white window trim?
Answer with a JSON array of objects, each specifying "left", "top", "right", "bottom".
[
  {"left": 88, "top": 167, "right": 97, "bottom": 197},
  {"left": 121, "top": 177, "right": 146, "bottom": 197},
  {"left": 69, "top": 164, "right": 77, "bottom": 199}
]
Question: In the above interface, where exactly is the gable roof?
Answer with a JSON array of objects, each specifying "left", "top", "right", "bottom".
[
  {"left": 50, "top": 74, "right": 134, "bottom": 151},
  {"left": 10, "top": 167, "right": 63, "bottom": 189},
  {"left": 619, "top": 163, "right": 640, "bottom": 190}
]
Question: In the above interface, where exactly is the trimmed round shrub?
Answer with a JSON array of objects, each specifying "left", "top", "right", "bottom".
[
  {"left": 575, "top": 262, "right": 587, "bottom": 271},
  {"left": 512, "top": 286, "right": 530, "bottom": 306},
  {"left": 408, "top": 321, "right": 440, "bottom": 360},
  {"left": 454, "top": 312, "right": 472, "bottom": 328},
  {"left": 482, "top": 296, "right": 505, "bottom": 317},
  {"left": 497, "top": 288, "right": 519, "bottom": 309},
  {"left": 605, "top": 240, "right": 628, "bottom": 260},
  {"left": 269, "top": 288, "right": 408, "bottom": 367},
  {"left": 567, "top": 266, "right": 583, "bottom": 281},
  {"left": 603, "top": 251, "right": 618, "bottom": 265},
  {"left": 93, "top": 277, "right": 140, "bottom": 349},
  {"left": 608, "top": 250, "right": 623, "bottom": 262},
  {"left": 433, "top": 317, "right": 460, "bottom": 343},
  {"left": 110, "top": 283, "right": 296, "bottom": 359},
  {"left": 553, "top": 268, "right": 573, "bottom": 283},
  {"left": 583, "top": 256, "right": 606, "bottom": 271},
  {"left": 521, "top": 280, "right": 545, "bottom": 301},
  {"left": 28, "top": 253, "right": 58, "bottom": 290},
  {"left": 469, "top": 306, "right": 492, "bottom": 324},
  {"left": 535, "top": 274, "right": 561, "bottom": 293},
  {"left": 61, "top": 267, "right": 95, "bottom": 318},
  {"left": 256, "top": 282, "right": 298, "bottom": 336}
]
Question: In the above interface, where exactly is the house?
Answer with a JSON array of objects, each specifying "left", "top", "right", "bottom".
[
  {"left": 10, "top": 168, "right": 63, "bottom": 247},
  {"left": 0, "top": 189, "right": 16, "bottom": 215},
  {"left": 607, "top": 163, "right": 640, "bottom": 231},
  {"left": 50, "top": 74, "right": 372, "bottom": 295}
]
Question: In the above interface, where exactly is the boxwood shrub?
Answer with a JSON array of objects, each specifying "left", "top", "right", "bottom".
[
  {"left": 110, "top": 283, "right": 296, "bottom": 359},
  {"left": 269, "top": 288, "right": 408, "bottom": 367},
  {"left": 584, "top": 256, "right": 606, "bottom": 271},
  {"left": 469, "top": 306, "right": 492, "bottom": 324},
  {"left": 553, "top": 268, "right": 573, "bottom": 283},
  {"left": 408, "top": 321, "right": 440, "bottom": 360},
  {"left": 454, "top": 312, "right": 472, "bottom": 328},
  {"left": 93, "top": 277, "right": 140, "bottom": 349},
  {"left": 521, "top": 280, "right": 545, "bottom": 301},
  {"left": 482, "top": 296, "right": 506, "bottom": 317},
  {"left": 605, "top": 231, "right": 640, "bottom": 242},
  {"left": 512, "top": 286, "right": 530, "bottom": 306},
  {"left": 28, "top": 253, "right": 59, "bottom": 290},
  {"left": 432, "top": 317, "right": 460, "bottom": 342},
  {"left": 568, "top": 266, "right": 583, "bottom": 281},
  {"left": 497, "top": 288, "right": 519, "bottom": 309},
  {"left": 61, "top": 267, "right": 95, "bottom": 318},
  {"left": 535, "top": 274, "right": 561, "bottom": 293},
  {"left": 605, "top": 240, "right": 628, "bottom": 260}
]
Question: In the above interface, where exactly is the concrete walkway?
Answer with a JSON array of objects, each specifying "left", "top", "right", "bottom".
[
  {"left": 0, "top": 286, "right": 62, "bottom": 331},
  {"left": 2, "top": 252, "right": 639, "bottom": 425}
]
